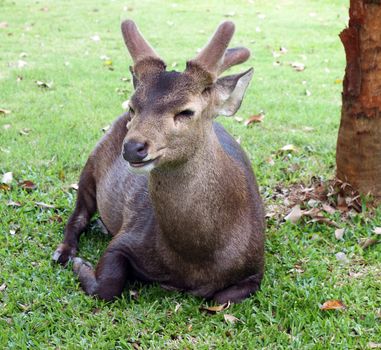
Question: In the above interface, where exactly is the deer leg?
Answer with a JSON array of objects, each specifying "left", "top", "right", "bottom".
[
  {"left": 53, "top": 166, "right": 96, "bottom": 265},
  {"left": 72, "top": 241, "right": 131, "bottom": 301},
  {"left": 212, "top": 272, "right": 263, "bottom": 304}
]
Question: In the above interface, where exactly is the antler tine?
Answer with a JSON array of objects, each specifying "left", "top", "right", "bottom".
[
  {"left": 121, "top": 20, "right": 160, "bottom": 64},
  {"left": 217, "top": 47, "right": 251, "bottom": 75},
  {"left": 192, "top": 21, "right": 235, "bottom": 75}
]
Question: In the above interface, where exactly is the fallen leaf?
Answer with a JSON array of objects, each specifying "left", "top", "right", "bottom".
[
  {"left": 174, "top": 303, "right": 181, "bottom": 313},
  {"left": 305, "top": 89, "right": 311, "bottom": 96},
  {"left": 0, "top": 283, "right": 6, "bottom": 291},
  {"left": 69, "top": 183, "right": 79, "bottom": 191},
  {"left": 19, "top": 128, "right": 31, "bottom": 135},
  {"left": 279, "top": 144, "right": 298, "bottom": 153},
  {"left": 234, "top": 116, "right": 243, "bottom": 122},
  {"left": 291, "top": 62, "right": 305, "bottom": 71},
  {"left": 335, "top": 252, "right": 349, "bottom": 264},
  {"left": 224, "top": 314, "right": 240, "bottom": 324},
  {"left": 34, "top": 201, "right": 55, "bottom": 209},
  {"left": 308, "top": 216, "right": 340, "bottom": 228},
  {"left": 91, "top": 34, "right": 101, "bottom": 42},
  {"left": 7, "top": 200, "right": 21, "bottom": 207},
  {"left": 244, "top": 113, "right": 265, "bottom": 126},
  {"left": 320, "top": 300, "right": 346, "bottom": 311},
  {"left": 373, "top": 227, "right": 381, "bottom": 235},
  {"left": 122, "top": 100, "right": 130, "bottom": 110},
  {"left": 19, "top": 180, "right": 36, "bottom": 190},
  {"left": 17, "top": 60, "right": 27, "bottom": 68},
  {"left": 302, "top": 126, "right": 314, "bottom": 132},
  {"left": 0, "top": 22, "right": 8, "bottom": 29},
  {"left": 285, "top": 205, "right": 303, "bottom": 224},
  {"left": 0, "top": 184, "right": 10, "bottom": 191},
  {"left": 368, "top": 342, "right": 381, "bottom": 349},
  {"left": 49, "top": 214, "right": 63, "bottom": 223},
  {"left": 3, "top": 124, "right": 11, "bottom": 130},
  {"left": 201, "top": 301, "right": 230, "bottom": 313},
  {"left": 129, "top": 290, "right": 139, "bottom": 300},
  {"left": 322, "top": 204, "right": 336, "bottom": 215},
  {"left": 359, "top": 238, "right": 379, "bottom": 250},
  {"left": 335, "top": 228, "right": 345, "bottom": 240},
  {"left": 35, "top": 80, "right": 52, "bottom": 88},
  {"left": 2, "top": 172, "right": 13, "bottom": 184},
  {"left": 0, "top": 108, "right": 11, "bottom": 115}
]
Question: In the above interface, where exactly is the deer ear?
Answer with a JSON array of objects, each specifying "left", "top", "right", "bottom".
[{"left": 214, "top": 68, "right": 253, "bottom": 117}]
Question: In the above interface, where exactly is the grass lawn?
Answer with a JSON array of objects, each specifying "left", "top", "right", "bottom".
[{"left": 1, "top": 0, "right": 380, "bottom": 348}]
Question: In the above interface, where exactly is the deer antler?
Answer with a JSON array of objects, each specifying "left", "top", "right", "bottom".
[
  {"left": 121, "top": 20, "right": 166, "bottom": 79},
  {"left": 187, "top": 21, "right": 250, "bottom": 80}
]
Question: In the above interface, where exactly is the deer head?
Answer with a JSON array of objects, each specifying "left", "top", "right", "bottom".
[{"left": 121, "top": 20, "right": 253, "bottom": 173}]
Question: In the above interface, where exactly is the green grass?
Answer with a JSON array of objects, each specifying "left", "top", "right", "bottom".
[{"left": 1, "top": 0, "right": 380, "bottom": 348}]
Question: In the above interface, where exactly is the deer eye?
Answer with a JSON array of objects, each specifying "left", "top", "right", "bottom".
[{"left": 174, "top": 109, "right": 195, "bottom": 121}]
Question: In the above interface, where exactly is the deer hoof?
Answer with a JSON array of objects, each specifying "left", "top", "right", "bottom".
[
  {"left": 52, "top": 243, "right": 77, "bottom": 266},
  {"left": 72, "top": 257, "right": 93, "bottom": 275}
]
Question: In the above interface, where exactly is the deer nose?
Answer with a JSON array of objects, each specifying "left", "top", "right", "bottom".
[{"left": 123, "top": 140, "right": 148, "bottom": 163}]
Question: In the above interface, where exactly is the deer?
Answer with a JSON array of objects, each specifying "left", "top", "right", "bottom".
[{"left": 53, "top": 19, "right": 265, "bottom": 304}]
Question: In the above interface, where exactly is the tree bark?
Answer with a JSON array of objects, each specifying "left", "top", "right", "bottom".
[{"left": 336, "top": 0, "right": 381, "bottom": 198}]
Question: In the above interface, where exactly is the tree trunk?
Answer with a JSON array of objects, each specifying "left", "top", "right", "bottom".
[{"left": 336, "top": 0, "right": 381, "bottom": 198}]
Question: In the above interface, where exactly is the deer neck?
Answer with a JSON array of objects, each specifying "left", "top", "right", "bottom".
[{"left": 148, "top": 127, "right": 246, "bottom": 258}]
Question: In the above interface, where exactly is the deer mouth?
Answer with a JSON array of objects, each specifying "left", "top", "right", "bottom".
[{"left": 129, "top": 158, "right": 156, "bottom": 168}]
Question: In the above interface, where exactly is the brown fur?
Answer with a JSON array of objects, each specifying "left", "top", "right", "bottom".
[{"left": 53, "top": 20, "right": 265, "bottom": 304}]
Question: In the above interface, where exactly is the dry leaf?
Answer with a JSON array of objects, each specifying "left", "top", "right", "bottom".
[
  {"left": 279, "top": 144, "right": 298, "bottom": 153},
  {"left": 285, "top": 205, "right": 303, "bottom": 224},
  {"left": 35, "top": 201, "right": 55, "bottom": 209},
  {"left": 234, "top": 116, "right": 243, "bottom": 122},
  {"left": 3, "top": 124, "right": 11, "bottom": 130},
  {"left": 174, "top": 303, "right": 181, "bottom": 313},
  {"left": 122, "top": 100, "right": 130, "bottom": 110},
  {"left": 102, "top": 125, "right": 110, "bottom": 132},
  {"left": 303, "top": 126, "right": 314, "bottom": 132},
  {"left": 0, "top": 184, "right": 10, "bottom": 191},
  {"left": 2, "top": 172, "right": 13, "bottom": 184},
  {"left": 201, "top": 301, "right": 230, "bottom": 313},
  {"left": 19, "top": 180, "right": 36, "bottom": 190},
  {"left": 320, "top": 300, "right": 346, "bottom": 311},
  {"left": 373, "top": 227, "right": 381, "bottom": 235},
  {"left": 244, "top": 113, "right": 265, "bottom": 126},
  {"left": 368, "top": 342, "right": 381, "bottom": 349},
  {"left": 359, "top": 238, "right": 379, "bottom": 250},
  {"left": 19, "top": 128, "right": 31, "bottom": 136},
  {"left": 0, "top": 108, "right": 11, "bottom": 115},
  {"left": 35, "top": 80, "right": 52, "bottom": 88},
  {"left": 69, "top": 183, "right": 79, "bottom": 191},
  {"left": 91, "top": 34, "right": 101, "bottom": 42},
  {"left": 335, "top": 228, "right": 345, "bottom": 240},
  {"left": 0, "top": 22, "right": 8, "bottom": 29},
  {"left": 305, "top": 89, "right": 311, "bottom": 96},
  {"left": 335, "top": 252, "right": 349, "bottom": 264},
  {"left": 7, "top": 200, "right": 21, "bottom": 207},
  {"left": 129, "top": 290, "right": 139, "bottom": 300},
  {"left": 0, "top": 283, "right": 6, "bottom": 292},
  {"left": 309, "top": 216, "right": 340, "bottom": 228},
  {"left": 17, "top": 60, "right": 27, "bottom": 68},
  {"left": 224, "top": 314, "right": 240, "bottom": 324},
  {"left": 322, "top": 204, "right": 336, "bottom": 215},
  {"left": 291, "top": 62, "right": 305, "bottom": 71}
]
